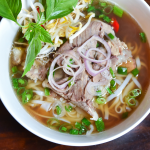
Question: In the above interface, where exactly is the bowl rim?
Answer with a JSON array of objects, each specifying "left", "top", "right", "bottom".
[{"left": 0, "top": 0, "right": 150, "bottom": 146}]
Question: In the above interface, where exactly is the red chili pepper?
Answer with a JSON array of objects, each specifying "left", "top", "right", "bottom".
[
  {"left": 41, "top": 25, "right": 45, "bottom": 28},
  {"left": 111, "top": 18, "right": 119, "bottom": 33},
  {"left": 37, "top": 7, "right": 40, "bottom": 14}
]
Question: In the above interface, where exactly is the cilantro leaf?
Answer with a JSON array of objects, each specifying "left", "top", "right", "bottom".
[
  {"left": 0, "top": 0, "right": 22, "bottom": 24},
  {"left": 46, "top": 0, "right": 78, "bottom": 21},
  {"left": 22, "top": 37, "right": 42, "bottom": 76}
]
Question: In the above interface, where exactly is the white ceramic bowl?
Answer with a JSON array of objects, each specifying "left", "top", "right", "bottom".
[{"left": 0, "top": 0, "right": 150, "bottom": 146}]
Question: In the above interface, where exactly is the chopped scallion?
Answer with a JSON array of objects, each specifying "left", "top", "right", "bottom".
[
  {"left": 87, "top": 6, "right": 95, "bottom": 12},
  {"left": 108, "top": 33, "right": 115, "bottom": 40},
  {"left": 99, "top": 14, "right": 105, "bottom": 18},
  {"left": 103, "top": 5, "right": 113, "bottom": 15},
  {"left": 131, "top": 68, "right": 139, "bottom": 77},
  {"left": 75, "top": 122, "right": 81, "bottom": 129},
  {"left": 68, "top": 77, "right": 74, "bottom": 87},
  {"left": 109, "top": 67, "right": 115, "bottom": 78},
  {"left": 22, "top": 89, "right": 33, "bottom": 104},
  {"left": 105, "top": 87, "right": 113, "bottom": 95},
  {"left": 96, "top": 90, "right": 102, "bottom": 97},
  {"left": 82, "top": 118, "right": 91, "bottom": 126},
  {"left": 100, "top": 2, "right": 107, "bottom": 7},
  {"left": 110, "top": 79, "right": 116, "bottom": 90},
  {"left": 17, "top": 87, "right": 25, "bottom": 96},
  {"left": 96, "top": 43, "right": 100, "bottom": 47},
  {"left": 122, "top": 112, "right": 128, "bottom": 119},
  {"left": 117, "top": 67, "right": 127, "bottom": 75},
  {"left": 12, "top": 78, "right": 19, "bottom": 89},
  {"left": 95, "top": 117, "right": 105, "bottom": 132},
  {"left": 70, "top": 129, "right": 79, "bottom": 135},
  {"left": 103, "top": 16, "right": 111, "bottom": 23},
  {"left": 79, "top": 125, "right": 87, "bottom": 135},
  {"left": 129, "top": 89, "right": 141, "bottom": 98},
  {"left": 125, "top": 97, "right": 136, "bottom": 107},
  {"left": 45, "top": 88, "right": 50, "bottom": 96},
  {"left": 65, "top": 105, "right": 73, "bottom": 112},
  {"left": 56, "top": 106, "right": 61, "bottom": 115},
  {"left": 47, "top": 118, "right": 60, "bottom": 127},
  {"left": 12, "top": 66, "right": 18, "bottom": 73},
  {"left": 18, "top": 78, "right": 27, "bottom": 87},
  {"left": 59, "top": 123, "right": 73, "bottom": 132},
  {"left": 140, "top": 32, "right": 146, "bottom": 43},
  {"left": 113, "top": 5, "right": 124, "bottom": 18},
  {"left": 18, "top": 37, "right": 24, "bottom": 43},
  {"left": 96, "top": 97, "right": 106, "bottom": 105}
]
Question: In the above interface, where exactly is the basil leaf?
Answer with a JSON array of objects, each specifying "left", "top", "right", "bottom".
[
  {"left": 22, "top": 37, "right": 42, "bottom": 76},
  {"left": 37, "top": 12, "right": 45, "bottom": 25},
  {"left": 38, "top": 26, "right": 53, "bottom": 44},
  {"left": 0, "top": 0, "right": 22, "bottom": 23},
  {"left": 24, "top": 26, "right": 34, "bottom": 43},
  {"left": 46, "top": 0, "right": 78, "bottom": 21}
]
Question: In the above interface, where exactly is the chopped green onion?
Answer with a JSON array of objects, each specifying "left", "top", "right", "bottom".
[
  {"left": 105, "top": 87, "right": 113, "bottom": 95},
  {"left": 110, "top": 79, "right": 116, "bottom": 90},
  {"left": 22, "top": 89, "right": 33, "bottom": 104},
  {"left": 129, "top": 89, "right": 141, "bottom": 98},
  {"left": 122, "top": 112, "right": 128, "bottom": 119},
  {"left": 109, "top": 67, "right": 115, "bottom": 78},
  {"left": 70, "top": 129, "right": 79, "bottom": 135},
  {"left": 108, "top": 33, "right": 115, "bottom": 40},
  {"left": 82, "top": 118, "right": 91, "bottom": 126},
  {"left": 12, "top": 71, "right": 22, "bottom": 78},
  {"left": 45, "top": 88, "right": 50, "bottom": 96},
  {"left": 68, "top": 77, "right": 74, "bottom": 87},
  {"left": 125, "top": 97, "right": 137, "bottom": 107},
  {"left": 12, "top": 66, "right": 18, "bottom": 73},
  {"left": 75, "top": 122, "right": 81, "bottom": 129},
  {"left": 96, "top": 90, "right": 102, "bottom": 96},
  {"left": 18, "top": 78, "right": 27, "bottom": 87},
  {"left": 59, "top": 123, "right": 73, "bottom": 132},
  {"left": 96, "top": 97, "right": 106, "bottom": 105},
  {"left": 117, "top": 67, "right": 127, "bottom": 75},
  {"left": 103, "top": 5, "right": 113, "bottom": 15},
  {"left": 99, "top": 14, "right": 105, "bottom": 18},
  {"left": 79, "top": 125, "right": 87, "bottom": 135},
  {"left": 100, "top": 2, "right": 107, "bottom": 7},
  {"left": 140, "top": 32, "right": 146, "bottom": 43},
  {"left": 87, "top": 6, "right": 95, "bottom": 12},
  {"left": 63, "top": 38, "right": 67, "bottom": 44},
  {"left": 103, "top": 16, "right": 111, "bottom": 23},
  {"left": 18, "top": 37, "right": 24, "bottom": 43},
  {"left": 95, "top": 117, "right": 105, "bottom": 132},
  {"left": 47, "top": 118, "right": 60, "bottom": 127},
  {"left": 12, "top": 78, "right": 19, "bottom": 89},
  {"left": 113, "top": 5, "right": 124, "bottom": 18},
  {"left": 17, "top": 87, "right": 25, "bottom": 96},
  {"left": 131, "top": 68, "right": 139, "bottom": 77},
  {"left": 56, "top": 106, "right": 61, "bottom": 115},
  {"left": 67, "top": 58, "right": 74, "bottom": 68},
  {"left": 65, "top": 105, "right": 73, "bottom": 112},
  {"left": 96, "top": 42, "right": 100, "bottom": 47}
]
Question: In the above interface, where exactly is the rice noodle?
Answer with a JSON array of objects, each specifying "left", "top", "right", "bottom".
[
  {"left": 40, "top": 102, "right": 52, "bottom": 112},
  {"left": 86, "top": 125, "right": 94, "bottom": 136},
  {"left": 115, "top": 101, "right": 123, "bottom": 114},
  {"left": 104, "top": 104, "right": 109, "bottom": 120},
  {"left": 107, "top": 74, "right": 132, "bottom": 102},
  {"left": 33, "top": 2, "right": 45, "bottom": 12},
  {"left": 114, "top": 79, "right": 122, "bottom": 85},
  {"left": 132, "top": 77, "right": 142, "bottom": 89},
  {"left": 136, "top": 56, "right": 141, "bottom": 70},
  {"left": 126, "top": 106, "right": 132, "bottom": 111}
]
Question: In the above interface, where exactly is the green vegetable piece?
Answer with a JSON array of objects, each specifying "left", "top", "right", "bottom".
[
  {"left": 109, "top": 67, "right": 115, "bottom": 78},
  {"left": 105, "top": 87, "right": 113, "bottom": 95},
  {"left": 45, "top": 88, "right": 50, "bottom": 96},
  {"left": 131, "top": 68, "right": 139, "bottom": 77},
  {"left": 96, "top": 97, "right": 106, "bottom": 105},
  {"left": 129, "top": 89, "right": 141, "bottom": 98},
  {"left": 140, "top": 32, "right": 147, "bottom": 43},
  {"left": 95, "top": 117, "right": 105, "bottom": 132},
  {"left": 103, "top": 5, "right": 113, "bottom": 15},
  {"left": 0, "top": 0, "right": 22, "bottom": 24},
  {"left": 96, "top": 90, "right": 102, "bottom": 97},
  {"left": 12, "top": 66, "right": 18, "bottom": 73},
  {"left": 113, "top": 5, "right": 124, "bottom": 18},
  {"left": 117, "top": 67, "right": 128, "bottom": 75},
  {"left": 65, "top": 105, "right": 73, "bottom": 112},
  {"left": 47, "top": 118, "right": 60, "bottom": 127},
  {"left": 70, "top": 129, "right": 79, "bottom": 135},
  {"left": 22, "top": 89, "right": 33, "bottom": 104},
  {"left": 12, "top": 78, "right": 19, "bottom": 89},
  {"left": 18, "top": 78, "right": 25, "bottom": 85},
  {"left": 96, "top": 43, "right": 100, "bottom": 48},
  {"left": 56, "top": 106, "right": 61, "bottom": 115},
  {"left": 110, "top": 79, "right": 116, "bottom": 90},
  {"left": 122, "top": 112, "right": 128, "bottom": 119},
  {"left": 125, "top": 97, "right": 137, "bottom": 107},
  {"left": 18, "top": 37, "right": 24, "bottom": 43},
  {"left": 99, "top": 14, "right": 105, "bottom": 18},
  {"left": 82, "top": 118, "right": 91, "bottom": 126},
  {"left": 103, "top": 16, "right": 111, "bottom": 23},
  {"left": 17, "top": 87, "right": 25, "bottom": 96},
  {"left": 63, "top": 38, "right": 67, "bottom": 44},
  {"left": 46, "top": 0, "right": 78, "bottom": 21},
  {"left": 87, "top": 6, "right": 95, "bottom": 12},
  {"left": 108, "top": 33, "right": 115, "bottom": 40},
  {"left": 59, "top": 123, "right": 73, "bottom": 132},
  {"left": 68, "top": 77, "right": 74, "bottom": 88},
  {"left": 37, "top": 12, "right": 45, "bottom": 25},
  {"left": 100, "top": 2, "right": 107, "bottom": 7},
  {"left": 79, "top": 125, "right": 87, "bottom": 135},
  {"left": 75, "top": 122, "right": 81, "bottom": 129}
]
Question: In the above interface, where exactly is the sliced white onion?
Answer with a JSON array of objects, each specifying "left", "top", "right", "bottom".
[
  {"left": 40, "top": 102, "right": 52, "bottom": 112},
  {"left": 52, "top": 101, "right": 66, "bottom": 118},
  {"left": 136, "top": 56, "right": 141, "bottom": 70},
  {"left": 126, "top": 106, "right": 132, "bottom": 111},
  {"left": 107, "top": 74, "right": 132, "bottom": 102},
  {"left": 86, "top": 125, "right": 94, "bottom": 136},
  {"left": 132, "top": 77, "right": 142, "bottom": 89},
  {"left": 69, "top": 13, "right": 95, "bottom": 43}
]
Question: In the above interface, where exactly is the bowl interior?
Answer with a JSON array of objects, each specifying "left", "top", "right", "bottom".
[{"left": 0, "top": 0, "right": 150, "bottom": 146}]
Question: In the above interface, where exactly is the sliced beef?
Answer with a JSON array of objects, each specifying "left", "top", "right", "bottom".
[
  {"left": 58, "top": 20, "right": 102, "bottom": 53},
  {"left": 12, "top": 47, "right": 23, "bottom": 65},
  {"left": 26, "top": 59, "right": 50, "bottom": 81},
  {"left": 120, "top": 58, "right": 136, "bottom": 73}
]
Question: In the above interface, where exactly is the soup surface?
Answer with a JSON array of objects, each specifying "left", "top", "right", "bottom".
[{"left": 9, "top": 0, "right": 150, "bottom": 135}]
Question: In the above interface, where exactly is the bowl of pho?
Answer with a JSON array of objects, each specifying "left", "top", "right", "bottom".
[{"left": 0, "top": 0, "right": 150, "bottom": 146}]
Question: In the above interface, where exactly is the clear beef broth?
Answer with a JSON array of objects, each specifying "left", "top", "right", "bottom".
[{"left": 9, "top": 1, "right": 150, "bottom": 133}]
